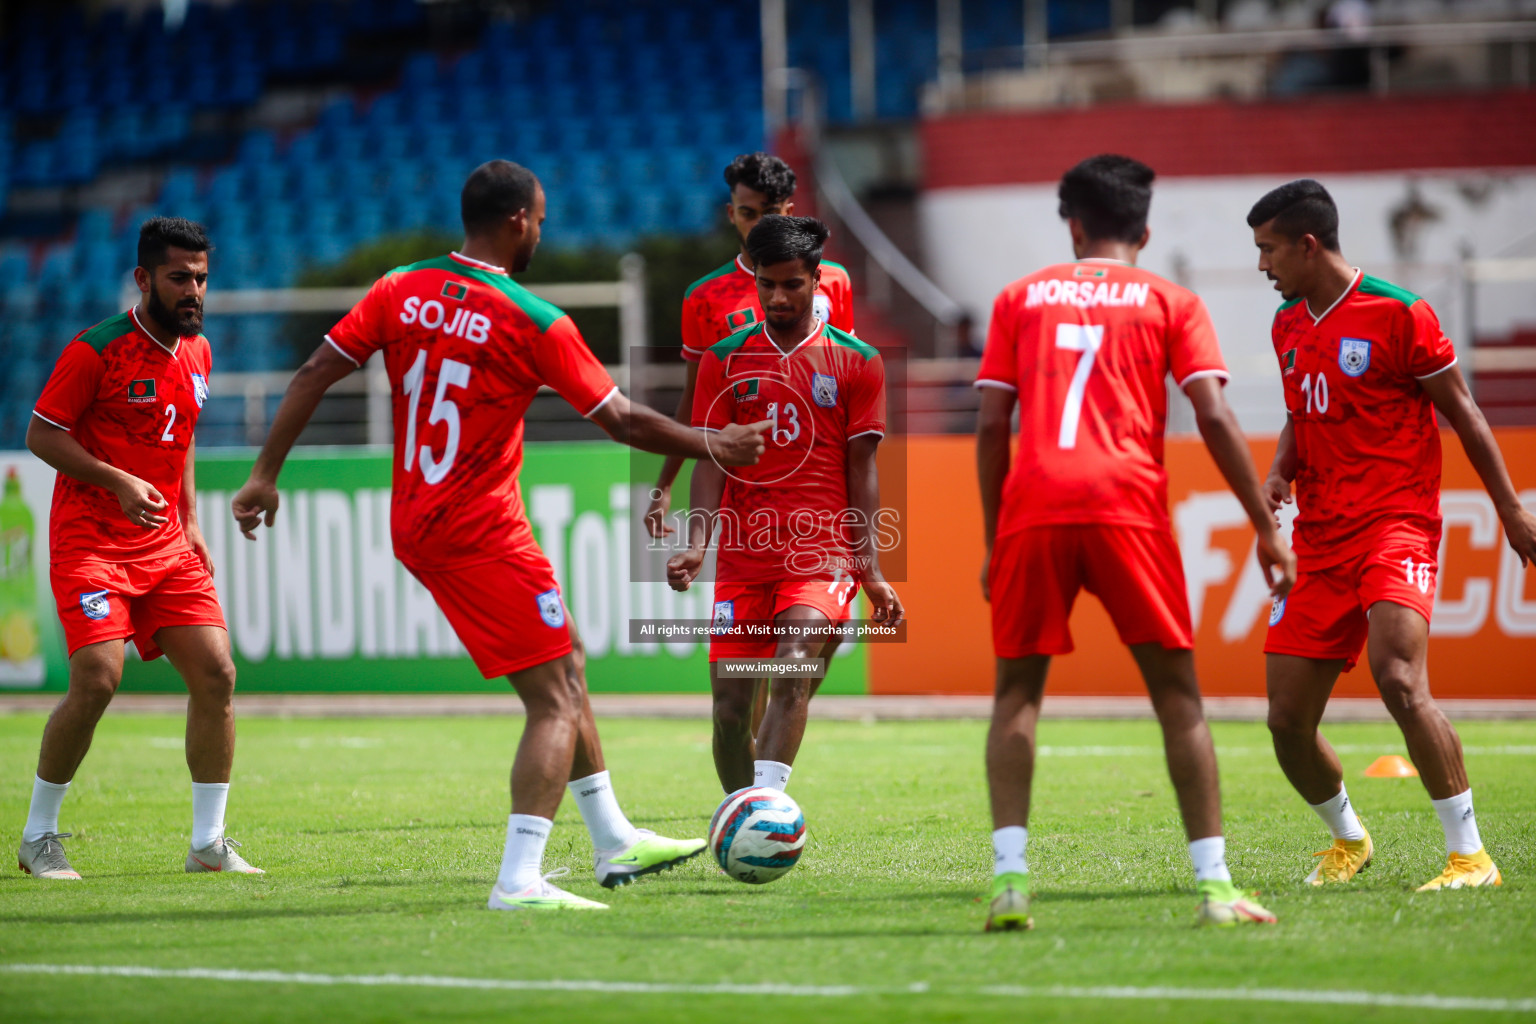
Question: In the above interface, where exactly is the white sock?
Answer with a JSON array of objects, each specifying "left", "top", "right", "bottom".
[
  {"left": 497, "top": 814, "right": 552, "bottom": 891},
  {"left": 1308, "top": 785, "right": 1366, "bottom": 841},
  {"left": 23, "top": 776, "right": 70, "bottom": 843},
  {"left": 567, "top": 771, "right": 640, "bottom": 852},
  {"left": 1188, "top": 835, "right": 1231, "bottom": 883},
  {"left": 190, "top": 782, "right": 229, "bottom": 850},
  {"left": 992, "top": 826, "right": 1028, "bottom": 876},
  {"left": 754, "top": 760, "right": 792, "bottom": 791},
  {"left": 1430, "top": 789, "right": 1483, "bottom": 856}
]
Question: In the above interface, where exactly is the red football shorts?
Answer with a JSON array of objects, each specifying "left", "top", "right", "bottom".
[
  {"left": 708, "top": 579, "right": 860, "bottom": 661},
  {"left": 51, "top": 549, "right": 226, "bottom": 660},
  {"left": 989, "top": 524, "right": 1194, "bottom": 658},
  {"left": 409, "top": 552, "right": 572, "bottom": 678},
  {"left": 1265, "top": 524, "right": 1437, "bottom": 672}
]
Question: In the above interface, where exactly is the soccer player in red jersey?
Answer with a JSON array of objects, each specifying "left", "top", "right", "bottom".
[
  {"left": 1249, "top": 179, "right": 1536, "bottom": 891},
  {"left": 17, "top": 217, "right": 261, "bottom": 880},
  {"left": 643, "top": 153, "right": 855, "bottom": 538},
  {"left": 231, "top": 161, "right": 768, "bottom": 911},
  {"left": 975, "top": 156, "right": 1294, "bottom": 931},
  {"left": 665, "top": 215, "right": 902, "bottom": 795}
]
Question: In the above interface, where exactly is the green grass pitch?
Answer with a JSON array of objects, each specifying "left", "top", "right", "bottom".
[{"left": 0, "top": 712, "right": 1532, "bottom": 1022}]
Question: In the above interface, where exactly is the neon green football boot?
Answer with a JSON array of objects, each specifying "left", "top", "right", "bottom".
[
  {"left": 594, "top": 829, "right": 707, "bottom": 889},
  {"left": 985, "top": 872, "right": 1033, "bottom": 932},
  {"left": 1195, "top": 879, "right": 1278, "bottom": 926}
]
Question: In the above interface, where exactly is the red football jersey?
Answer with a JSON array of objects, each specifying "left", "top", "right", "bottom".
[
  {"left": 977, "top": 260, "right": 1228, "bottom": 535},
  {"left": 693, "top": 320, "right": 885, "bottom": 582},
  {"left": 1272, "top": 270, "right": 1456, "bottom": 570},
  {"left": 33, "top": 307, "right": 211, "bottom": 563},
  {"left": 680, "top": 255, "right": 856, "bottom": 361},
  {"left": 326, "top": 251, "right": 617, "bottom": 571}
]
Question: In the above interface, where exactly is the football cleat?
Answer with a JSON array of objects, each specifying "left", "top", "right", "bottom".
[
  {"left": 1195, "top": 879, "right": 1278, "bottom": 926},
  {"left": 1306, "top": 828, "right": 1373, "bottom": 885},
  {"left": 488, "top": 867, "right": 609, "bottom": 911},
  {"left": 185, "top": 836, "right": 264, "bottom": 874},
  {"left": 984, "top": 871, "right": 1033, "bottom": 932},
  {"left": 18, "top": 832, "right": 81, "bottom": 880},
  {"left": 1416, "top": 849, "right": 1502, "bottom": 892},
  {"left": 594, "top": 829, "right": 707, "bottom": 889}
]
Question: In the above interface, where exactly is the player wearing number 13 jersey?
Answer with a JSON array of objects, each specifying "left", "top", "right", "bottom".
[
  {"left": 976, "top": 156, "right": 1293, "bottom": 932},
  {"left": 233, "top": 161, "right": 771, "bottom": 913},
  {"left": 1249, "top": 179, "right": 1536, "bottom": 893}
]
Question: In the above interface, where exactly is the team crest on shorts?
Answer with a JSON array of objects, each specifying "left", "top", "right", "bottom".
[
  {"left": 813, "top": 294, "right": 832, "bottom": 324},
  {"left": 711, "top": 599, "right": 734, "bottom": 634},
  {"left": 535, "top": 588, "right": 564, "bottom": 628},
  {"left": 1338, "top": 338, "right": 1371, "bottom": 377},
  {"left": 190, "top": 372, "right": 209, "bottom": 409},
  {"left": 1268, "top": 596, "right": 1286, "bottom": 627},
  {"left": 80, "top": 590, "right": 111, "bottom": 621},
  {"left": 812, "top": 372, "right": 838, "bottom": 408}
]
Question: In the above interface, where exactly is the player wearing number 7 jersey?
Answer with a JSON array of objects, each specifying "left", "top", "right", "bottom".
[
  {"left": 1249, "top": 179, "right": 1536, "bottom": 893},
  {"left": 975, "top": 155, "right": 1295, "bottom": 932},
  {"left": 231, "top": 161, "right": 769, "bottom": 912}
]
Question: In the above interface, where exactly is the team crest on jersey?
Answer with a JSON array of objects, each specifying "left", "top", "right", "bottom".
[
  {"left": 441, "top": 281, "right": 468, "bottom": 301},
  {"left": 725, "top": 307, "right": 758, "bottom": 331},
  {"left": 190, "top": 373, "right": 208, "bottom": 409},
  {"left": 1269, "top": 597, "right": 1286, "bottom": 627},
  {"left": 813, "top": 294, "right": 832, "bottom": 323},
  {"left": 711, "top": 599, "right": 734, "bottom": 633},
  {"left": 80, "top": 590, "right": 111, "bottom": 621},
  {"left": 127, "top": 379, "right": 157, "bottom": 403},
  {"left": 1338, "top": 337, "right": 1371, "bottom": 377},
  {"left": 536, "top": 588, "right": 564, "bottom": 628},
  {"left": 732, "top": 378, "right": 760, "bottom": 403},
  {"left": 812, "top": 372, "right": 838, "bottom": 408}
]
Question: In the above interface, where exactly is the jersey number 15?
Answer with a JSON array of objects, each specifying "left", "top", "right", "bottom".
[{"left": 402, "top": 348, "right": 470, "bottom": 485}]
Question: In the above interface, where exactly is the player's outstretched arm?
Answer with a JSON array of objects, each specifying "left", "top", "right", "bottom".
[
  {"left": 847, "top": 434, "right": 903, "bottom": 626},
  {"left": 588, "top": 391, "right": 767, "bottom": 467},
  {"left": 645, "top": 360, "right": 703, "bottom": 538},
  {"left": 1421, "top": 365, "right": 1536, "bottom": 566},
  {"left": 665, "top": 456, "right": 726, "bottom": 592},
  {"left": 1186, "top": 377, "right": 1297, "bottom": 597},
  {"left": 974, "top": 387, "right": 1016, "bottom": 602},
  {"left": 231, "top": 342, "right": 356, "bottom": 539},
  {"left": 27, "top": 415, "right": 169, "bottom": 528}
]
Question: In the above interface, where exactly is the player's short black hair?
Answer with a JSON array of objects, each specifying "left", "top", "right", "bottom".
[
  {"left": 724, "top": 152, "right": 797, "bottom": 206},
  {"left": 744, "top": 215, "right": 830, "bottom": 272},
  {"left": 1057, "top": 154, "right": 1156, "bottom": 244},
  {"left": 461, "top": 159, "right": 540, "bottom": 235},
  {"left": 137, "top": 216, "right": 210, "bottom": 272},
  {"left": 1246, "top": 179, "right": 1340, "bottom": 251}
]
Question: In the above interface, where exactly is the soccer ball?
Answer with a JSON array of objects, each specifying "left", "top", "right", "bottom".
[{"left": 708, "top": 786, "right": 806, "bottom": 884}]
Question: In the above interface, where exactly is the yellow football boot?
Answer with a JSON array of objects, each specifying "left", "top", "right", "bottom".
[
  {"left": 1416, "top": 849, "right": 1502, "bottom": 892},
  {"left": 1305, "top": 828, "right": 1373, "bottom": 885}
]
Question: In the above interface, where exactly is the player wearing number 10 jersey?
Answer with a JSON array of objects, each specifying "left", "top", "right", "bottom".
[
  {"left": 975, "top": 156, "right": 1294, "bottom": 932},
  {"left": 1249, "top": 179, "right": 1536, "bottom": 893},
  {"left": 232, "top": 161, "right": 768, "bottom": 913}
]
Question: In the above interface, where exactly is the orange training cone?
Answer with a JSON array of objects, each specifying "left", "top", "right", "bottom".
[{"left": 1364, "top": 755, "right": 1419, "bottom": 778}]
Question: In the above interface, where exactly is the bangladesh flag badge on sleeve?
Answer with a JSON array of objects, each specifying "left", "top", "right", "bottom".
[
  {"left": 732, "top": 378, "right": 760, "bottom": 403},
  {"left": 725, "top": 307, "right": 758, "bottom": 332},
  {"left": 127, "top": 379, "right": 157, "bottom": 403},
  {"left": 441, "top": 281, "right": 469, "bottom": 301}
]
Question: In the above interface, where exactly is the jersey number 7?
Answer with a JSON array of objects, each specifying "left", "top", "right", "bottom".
[
  {"left": 1055, "top": 323, "right": 1104, "bottom": 449},
  {"left": 402, "top": 348, "right": 472, "bottom": 485}
]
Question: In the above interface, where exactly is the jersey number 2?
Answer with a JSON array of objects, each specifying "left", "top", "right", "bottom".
[
  {"left": 1055, "top": 323, "right": 1104, "bottom": 449},
  {"left": 402, "top": 349, "right": 471, "bottom": 485}
]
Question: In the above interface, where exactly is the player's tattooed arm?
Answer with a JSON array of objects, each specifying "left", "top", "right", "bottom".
[
  {"left": 665, "top": 457, "right": 726, "bottom": 591},
  {"left": 975, "top": 387, "right": 1016, "bottom": 602},
  {"left": 1421, "top": 364, "right": 1536, "bottom": 567},
  {"left": 1263, "top": 416, "right": 1298, "bottom": 517},
  {"left": 847, "top": 434, "right": 903, "bottom": 626},
  {"left": 1186, "top": 377, "right": 1296, "bottom": 597},
  {"left": 232, "top": 341, "right": 357, "bottom": 539},
  {"left": 181, "top": 434, "right": 213, "bottom": 577},
  {"left": 26, "top": 414, "right": 169, "bottom": 528}
]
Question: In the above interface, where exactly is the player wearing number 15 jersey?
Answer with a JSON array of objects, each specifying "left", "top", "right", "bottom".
[
  {"left": 1249, "top": 179, "right": 1536, "bottom": 893},
  {"left": 232, "top": 161, "right": 768, "bottom": 913},
  {"left": 975, "top": 156, "right": 1293, "bottom": 932}
]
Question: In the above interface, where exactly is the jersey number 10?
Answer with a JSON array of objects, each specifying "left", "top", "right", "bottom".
[{"left": 402, "top": 348, "right": 470, "bottom": 485}]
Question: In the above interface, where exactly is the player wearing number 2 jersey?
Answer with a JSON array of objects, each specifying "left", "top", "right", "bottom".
[
  {"left": 232, "top": 161, "right": 768, "bottom": 913},
  {"left": 1249, "top": 179, "right": 1536, "bottom": 893},
  {"left": 976, "top": 156, "right": 1294, "bottom": 932}
]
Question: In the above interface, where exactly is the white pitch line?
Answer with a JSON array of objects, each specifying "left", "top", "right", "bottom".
[
  {"left": 1034, "top": 745, "right": 1536, "bottom": 757},
  {"left": 2, "top": 964, "right": 1533, "bottom": 1013}
]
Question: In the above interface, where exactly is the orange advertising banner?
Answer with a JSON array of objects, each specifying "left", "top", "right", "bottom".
[{"left": 869, "top": 430, "right": 1536, "bottom": 698}]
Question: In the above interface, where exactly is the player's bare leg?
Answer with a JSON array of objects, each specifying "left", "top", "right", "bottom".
[
  {"left": 1128, "top": 644, "right": 1220, "bottom": 842},
  {"left": 506, "top": 653, "right": 587, "bottom": 819},
  {"left": 157, "top": 625, "right": 236, "bottom": 785},
  {"left": 748, "top": 679, "right": 769, "bottom": 740},
  {"left": 984, "top": 654, "right": 1049, "bottom": 932},
  {"left": 710, "top": 672, "right": 759, "bottom": 792},
  {"left": 563, "top": 624, "right": 605, "bottom": 781},
  {"left": 751, "top": 605, "right": 831, "bottom": 789},
  {"left": 35, "top": 640, "right": 125, "bottom": 784},
  {"left": 1265, "top": 653, "right": 1347, "bottom": 804}
]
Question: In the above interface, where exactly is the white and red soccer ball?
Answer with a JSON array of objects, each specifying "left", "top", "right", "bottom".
[{"left": 708, "top": 787, "right": 806, "bottom": 884}]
